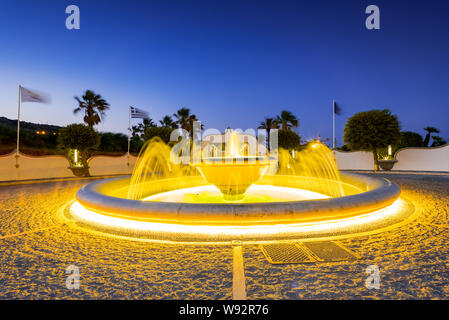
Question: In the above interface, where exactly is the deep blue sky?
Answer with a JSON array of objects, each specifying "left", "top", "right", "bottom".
[{"left": 0, "top": 0, "right": 448, "bottom": 145}]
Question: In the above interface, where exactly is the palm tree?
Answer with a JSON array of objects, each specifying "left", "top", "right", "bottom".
[
  {"left": 423, "top": 126, "right": 440, "bottom": 147},
  {"left": 173, "top": 108, "right": 203, "bottom": 138},
  {"left": 173, "top": 108, "right": 191, "bottom": 131},
  {"left": 73, "top": 90, "right": 110, "bottom": 127},
  {"left": 159, "top": 115, "right": 177, "bottom": 128},
  {"left": 276, "top": 110, "right": 299, "bottom": 131},
  {"left": 431, "top": 135, "right": 447, "bottom": 147},
  {"left": 258, "top": 117, "right": 279, "bottom": 150},
  {"left": 132, "top": 118, "right": 156, "bottom": 137}
]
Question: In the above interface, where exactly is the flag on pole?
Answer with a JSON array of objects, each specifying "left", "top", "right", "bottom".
[
  {"left": 15, "top": 86, "right": 50, "bottom": 166},
  {"left": 333, "top": 101, "right": 342, "bottom": 115},
  {"left": 332, "top": 100, "right": 342, "bottom": 149},
  {"left": 130, "top": 106, "right": 148, "bottom": 119},
  {"left": 128, "top": 106, "right": 148, "bottom": 157},
  {"left": 20, "top": 86, "right": 50, "bottom": 103}
]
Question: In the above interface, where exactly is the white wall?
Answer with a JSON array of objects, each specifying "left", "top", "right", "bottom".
[
  {"left": 334, "top": 150, "right": 374, "bottom": 170},
  {"left": 394, "top": 144, "right": 449, "bottom": 172},
  {"left": 334, "top": 144, "right": 449, "bottom": 172},
  {"left": 89, "top": 154, "right": 137, "bottom": 176},
  {"left": 0, "top": 152, "right": 138, "bottom": 182},
  {"left": 1, "top": 144, "right": 447, "bottom": 182},
  {"left": 0, "top": 151, "right": 72, "bottom": 181}
]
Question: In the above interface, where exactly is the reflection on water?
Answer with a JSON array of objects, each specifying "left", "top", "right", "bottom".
[{"left": 143, "top": 185, "right": 329, "bottom": 203}]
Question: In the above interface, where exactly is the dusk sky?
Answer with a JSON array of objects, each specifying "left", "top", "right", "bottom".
[{"left": 0, "top": 0, "right": 448, "bottom": 145}]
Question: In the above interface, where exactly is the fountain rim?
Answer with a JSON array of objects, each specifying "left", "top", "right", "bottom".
[{"left": 75, "top": 172, "right": 401, "bottom": 226}]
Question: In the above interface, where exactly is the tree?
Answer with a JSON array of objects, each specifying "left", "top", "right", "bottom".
[
  {"left": 73, "top": 90, "right": 110, "bottom": 127},
  {"left": 276, "top": 110, "right": 299, "bottom": 131},
  {"left": 173, "top": 107, "right": 203, "bottom": 138},
  {"left": 343, "top": 109, "right": 401, "bottom": 171},
  {"left": 159, "top": 115, "right": 177, "bottom": 128},
  {"left": 258, "top": 117, "right": 279, "bottom": 150},
  {"left": 423, "top": 126, "right": 440, "bottom": 147},
  {"left": 431, "top": 136, "right": 447, "bottom": 147},
  {"left": 130, "top": 135, "right": 144, "bottom": 154},
  {"left": 132, "top": 118, "right": 156, "bottom": 137},
  {"left": 57, "top": 124, "right": 100, "bottom": 175},
  {"left": 338, "top": 144, "right": 351, "bottom": 151},
  {"left": 98, "top": 132, "right": 128, "bottom": 153},
  {"left": 143, "top": 126, "right": 173, "bottom": 144},
  {"left": 173, "top": 107, "right": 191, "bottom": 131},
  {"left": 398, "top": 131, "right": 424, "bottom": 148},
  {"left": 278, "top": 129, "right": 301, "bottom": 150}
]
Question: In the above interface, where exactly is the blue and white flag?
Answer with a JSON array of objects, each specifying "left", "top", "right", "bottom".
[
  {"left": 130, "top": 106, "right": 148, "bottom": 119},
  {"left": 20, "top": 86, "right": 50, "bottom": 103}
]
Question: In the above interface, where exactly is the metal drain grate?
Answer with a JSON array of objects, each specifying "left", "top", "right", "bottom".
[
  {"left": 260, "top": 243, "right": 315, "bottom": 264},
  {"left": 260, "top": 241, "right": 358, "bottom": 264},
  {"left": 302, "top": 241, "right": 358, "bottom": 262}
]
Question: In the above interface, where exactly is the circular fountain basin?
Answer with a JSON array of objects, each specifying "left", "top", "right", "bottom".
[{"left": 66, "top": 172, "right": 413, "bottom": 242}]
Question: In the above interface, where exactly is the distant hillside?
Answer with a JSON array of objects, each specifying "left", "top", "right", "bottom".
[{"left": 0, "top": 117, "right": 61, "bottom": 132}]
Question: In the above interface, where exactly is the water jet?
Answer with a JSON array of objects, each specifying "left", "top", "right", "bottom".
[{"left": 68, "top": 131, "right": 407, "bottom": 242}]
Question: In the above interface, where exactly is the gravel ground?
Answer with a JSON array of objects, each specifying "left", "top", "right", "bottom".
[{"left": 0, "top": 174, "right": 448, "bottom": 299}]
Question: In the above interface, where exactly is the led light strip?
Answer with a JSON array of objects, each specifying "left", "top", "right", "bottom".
[{"left": 69, "top": 197, "right": 408, "bottom": 241}]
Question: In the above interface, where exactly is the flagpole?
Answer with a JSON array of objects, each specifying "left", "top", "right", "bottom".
[
  {"left": 16, "top": 85, "right": 21, "bottom": 168},
  {"left": 127, "top": 106, "right": 131, "bottom": 166},
  {"left": 332, "top": 99, "right": 335, "bottom": 149}
]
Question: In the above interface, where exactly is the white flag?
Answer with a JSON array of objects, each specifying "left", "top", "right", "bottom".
[
  {"left": 20, "top": 86, "right": 50, "bottom": 103},
  {"left": 130, "top": 106, "right": 148, "bottom": 119}
]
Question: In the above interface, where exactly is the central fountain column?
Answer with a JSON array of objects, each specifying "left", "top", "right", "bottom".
[{"left": 193, "top": 130, "right": 273, "bottom": 201}]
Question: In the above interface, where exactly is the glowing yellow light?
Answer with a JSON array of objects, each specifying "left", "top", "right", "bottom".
[
  {"left": 143, "top": 185, "right": 329, "bottom": 203},
  {"left": 74, "top": 149, "right": 78, "bottom": 164},
  {"left": 69, "top": 198, "right": 407, "bottom": 240},
  {"left": 225, "top": 130, "right": 243, "bottom": 157},
  {"left": 127, "top": 132, "right": 345, "bottom": 201},
  {"left": 68, "top": 129, "right": 406, "bottom": 243}
]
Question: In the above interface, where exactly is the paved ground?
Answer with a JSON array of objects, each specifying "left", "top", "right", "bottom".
[{"left": 0, "top": 174, "right": 448, "bottom": 299}]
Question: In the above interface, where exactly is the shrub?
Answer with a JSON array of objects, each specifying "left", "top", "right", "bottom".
[
  {"left": 143, "top": 126, "right": 173, "bottom": 144},
  {"left": 130, "top": 135, "right": 144, "bottom": 154},
  {"left": 57, "top": 124, "right": 100, "bottom": 173},
  {"left": 343, "top": 109, "right": 401, "bottom": 170},
  {"left": 431, "top": 136, "right": 447, "bottom": 147},
  {"left": 98, "top": 132, "right": 128, "bottom": 153},
  {"left": 398, "top": 131, "right": 424, "bottom": 148}
]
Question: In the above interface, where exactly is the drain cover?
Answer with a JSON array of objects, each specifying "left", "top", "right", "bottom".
[
  {"left": 260, "top": 241, "right": 358, "bottom": 264},
  {"left": 260, "top": 243, "right": 315, "bottom": 264},
  {"left": 302, "top": 241, "right": 358, "bottom": 262}
]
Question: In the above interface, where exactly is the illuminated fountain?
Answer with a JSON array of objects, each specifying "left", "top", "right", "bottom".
[
  {"left": 191, "top": 130, "right": 274, "bottom": 200},
  {"left": 68, "top": 130, "right": 412, "bottom": 242}
]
